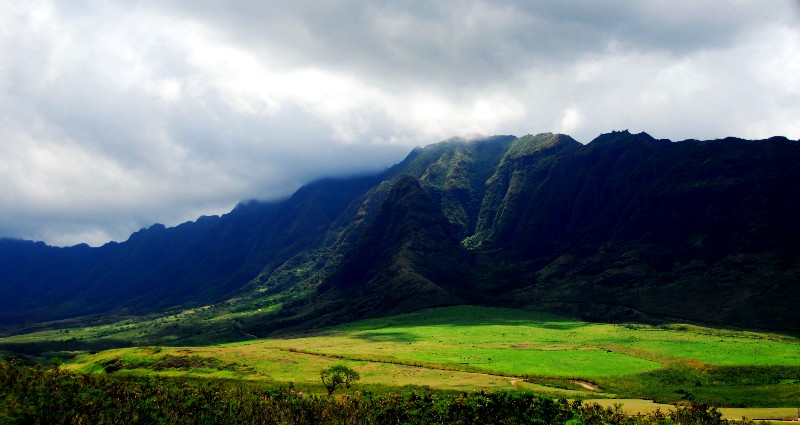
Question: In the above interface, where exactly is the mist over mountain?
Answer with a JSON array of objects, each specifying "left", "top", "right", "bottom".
[{"left": 2, "top": 131, "right": 798, "bottom": 336}]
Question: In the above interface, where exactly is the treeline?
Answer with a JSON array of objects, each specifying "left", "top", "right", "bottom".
[{"left": 1, "top": 360, "right": 750, "bottom": 424}]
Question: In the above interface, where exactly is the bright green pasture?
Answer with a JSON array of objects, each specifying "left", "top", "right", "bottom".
[
  {"left": 51, "top": 305, "right": 800, "bottom": 404},
  {"left": 63, "top": 305, "right": 800, "bottom": 381},
  {"left": 626, "top": 335, "right": 800, "bottom": 366},
  {"left": 66, "top": 345, "right": 570, "bottom": 394},
  {"left": 252, "top": 306, "right": 800, "bottom": 377},
  {"left": 257, "top": 319, "right": 658, "bottom": 378}
]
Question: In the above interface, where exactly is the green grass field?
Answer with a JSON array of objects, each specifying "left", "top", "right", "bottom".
[{"left": 6, "top": 305, "right": 800, "bottom": 410}]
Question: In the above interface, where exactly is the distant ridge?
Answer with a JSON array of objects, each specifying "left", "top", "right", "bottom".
[{"left": 2, "top": 131, "right": 798, "bottom": 335}]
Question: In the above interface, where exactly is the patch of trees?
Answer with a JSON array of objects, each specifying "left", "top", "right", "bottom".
[
  {"left": 100, "top": 354, "right": 249, "bottom": 373},
  {"left": 320, "top": 365, "right": 360, "bottom": 395}
]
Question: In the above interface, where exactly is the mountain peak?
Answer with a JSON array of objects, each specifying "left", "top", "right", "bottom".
[
  {"left": 505, "top": 133, "right": 580, "bottom": 158},
  {"left": 588, "top": 130, "right": 663, "bottom": 146}
]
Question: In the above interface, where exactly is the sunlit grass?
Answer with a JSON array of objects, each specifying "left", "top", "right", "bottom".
[
  {"left": 250, "top": 306, "right": 800, "bottom": 375},
  {"left": 41, "top": 305, "right": 800, "bottom": 405}
]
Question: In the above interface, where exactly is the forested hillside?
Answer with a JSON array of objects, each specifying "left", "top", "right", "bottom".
[{"left": 2, "top": 131, "right": 798, "bottom": 335}]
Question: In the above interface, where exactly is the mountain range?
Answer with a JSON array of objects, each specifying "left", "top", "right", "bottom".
[{"left": 2, "top": 131, "right": 799, "bottom": 338}]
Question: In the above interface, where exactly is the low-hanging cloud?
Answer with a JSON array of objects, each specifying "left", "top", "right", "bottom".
[{"left": 1, "top": 0, "right": 798, "bottom": 246}]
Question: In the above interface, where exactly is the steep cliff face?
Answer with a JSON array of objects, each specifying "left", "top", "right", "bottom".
[
  {"left": 319, "top": 175, "right": 473, "bottom": 320},
  {"left": 385, "top": 135, "right": 516, "bottom": 238},
  {"left": 478, "top": 133, "right": 800, "bottom": 329},
  {"left": 471, "top": 133, "right": 582, "bottom": 249}
]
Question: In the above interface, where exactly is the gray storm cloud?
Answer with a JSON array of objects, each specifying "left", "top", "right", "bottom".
[{"left": 1, "top": 0, "right": 798, "bottom": 246}]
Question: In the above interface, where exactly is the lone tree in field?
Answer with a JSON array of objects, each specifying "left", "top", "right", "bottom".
[{"left": 320, "top": 365, "right": 360, "bottom": 395}]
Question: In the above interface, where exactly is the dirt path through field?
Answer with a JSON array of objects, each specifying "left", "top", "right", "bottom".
[
  {"left": 572, "top": 379, "right": 601, "bottom": 391},
  {"left": 585, "top": 399, "right": 799, "bottom": 422},
  {"left": 281, "top": 347, "right": 594, "bottom": 395}
]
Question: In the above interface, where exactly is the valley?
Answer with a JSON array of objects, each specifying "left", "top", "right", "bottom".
[
  {"left": 4, "top": 305, "right": 796, "bottom": 420},
  {"left": 3, "top": 132, "right": 800, "bottom": 422}
]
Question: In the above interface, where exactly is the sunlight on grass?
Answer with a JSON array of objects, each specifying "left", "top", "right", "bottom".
[{"left": 52, "top": 305, "right": 800, "bottom": 404}]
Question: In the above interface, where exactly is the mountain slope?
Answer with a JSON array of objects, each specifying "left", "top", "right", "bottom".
[
  {"left": 0, "top": 175, "right": 380, "bottom": 328},
  {"left": 481, "top": 132, "right": 800, "bottom": 328},
  {"left": 318, "top": 175, "right": 474, "bottom": 319},
  {"left": 1, "top": 131, "right": 799, "bottom": 337}
]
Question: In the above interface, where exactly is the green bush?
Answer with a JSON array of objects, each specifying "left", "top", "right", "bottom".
[
  {"left": 320, "top": 365, "right": 360, "bottom": 395},
  {"left": 0, "top": 359, "right": 753, "bottom": 424}
]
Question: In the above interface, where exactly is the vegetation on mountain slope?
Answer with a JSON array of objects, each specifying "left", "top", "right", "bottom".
[{"left": 1, "top": 131, "right": 799, "bottom": 339}]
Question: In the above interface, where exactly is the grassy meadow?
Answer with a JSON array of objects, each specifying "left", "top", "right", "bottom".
[{"left": 3, "top": 305, "right": 799, "bottom": 419}]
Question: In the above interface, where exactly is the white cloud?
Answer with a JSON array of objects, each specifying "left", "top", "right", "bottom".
[
  {"left": 1, "top": 0, "right": 798, "bottom": 246},
  {"left": 558, "top": 105, "right": 582, "bottom": 134}
]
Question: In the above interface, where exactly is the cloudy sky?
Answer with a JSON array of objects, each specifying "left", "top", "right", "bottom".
[{"left": 2, "top": 1, "right": 799, "bottom": 247}]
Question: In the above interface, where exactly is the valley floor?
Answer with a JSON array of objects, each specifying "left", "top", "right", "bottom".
[{"left": 3, "top": 305, "right": 800, "bottom": 420}]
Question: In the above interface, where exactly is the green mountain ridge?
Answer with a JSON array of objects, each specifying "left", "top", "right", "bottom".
[
  {"left": 1, "top": 131, "right": 799, "bottom": 341},
  {"left": 319, "top": 175, "right": 474, "bottom": 317}
]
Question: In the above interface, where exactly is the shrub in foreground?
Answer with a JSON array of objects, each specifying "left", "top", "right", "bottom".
[{"left": 0, "top": 359, "right": 752, "bottom": 424}]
